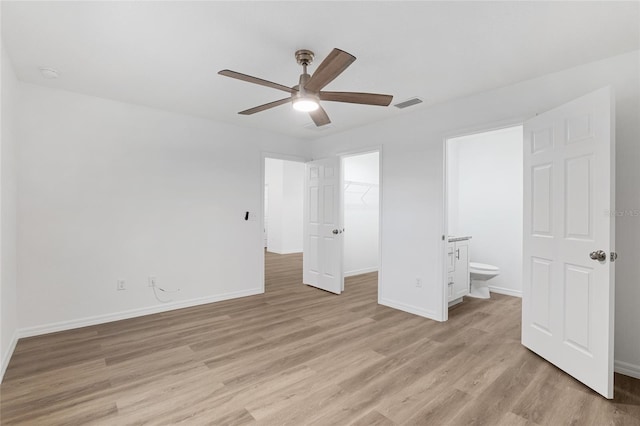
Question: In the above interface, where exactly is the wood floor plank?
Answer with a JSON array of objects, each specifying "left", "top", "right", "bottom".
[
  {"left": 404, "top": 388, "right": 473, "bottom": 425},
  {"left": 254, "top": 384, "right": 346, "bottom": 425},
  {"left": 451, "top": 341, "right": 522, "bottom": 397},
  {"left": 114, "top": 366, "right": 223, "bottom": 415},
  {"left": 350, "top": 410, "right": 396, "bottom": 426},
  {"left": 1, "top": 251, "right": 638, "bottom": 425},
  {"left": 497, "top": 411, "right": 535, "bottom": 425},
  {"left": 375, "top": 341, "right": 486, "bottom": 423},
  {"left": 448, "top": 351, "right": 546, "bottom": 425}
]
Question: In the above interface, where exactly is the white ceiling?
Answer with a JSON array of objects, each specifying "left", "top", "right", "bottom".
[{"left": 3, "top": 1, "right": 638, "bottom": 139}]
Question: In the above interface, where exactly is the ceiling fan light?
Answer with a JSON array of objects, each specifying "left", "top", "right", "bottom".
[{"left": 292, "top": 98, "right": 319, "bottom": 112}]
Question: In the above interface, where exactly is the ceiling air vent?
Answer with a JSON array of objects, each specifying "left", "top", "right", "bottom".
[{"left": 394, "top": 97, "right": 423, "bottom": 109}]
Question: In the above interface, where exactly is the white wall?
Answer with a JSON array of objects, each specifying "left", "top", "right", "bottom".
[
  {"left": 0, "top": 44, "right": 19, "bottom": 380},
  {"left": 343, "top": 152, "right": 379, "bottom": 276},
  {"left": 281, "top": 161, "right": 304, "bottom": 253},
  {"left": 447, "top": 126, "right": 523, "bottom": 296},
  {"left": 264, "top": 158, "right": 304, "bottom": 254},
  {"left": 311, "top": 51, "right": 640, "bottom": 375},
  {"left": 16, "top": 83, "right": 309, "bottom": 333},
  {"left": 264, "top": 159, "right": 283, "bottom": 251}
]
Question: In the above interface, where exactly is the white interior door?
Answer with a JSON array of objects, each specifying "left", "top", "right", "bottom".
[
  {"left": 522, "top": 87, "right": 615, "bottom": 398},
  {"left": 303, "top": 157, "right": 343, "bottom": 294}
]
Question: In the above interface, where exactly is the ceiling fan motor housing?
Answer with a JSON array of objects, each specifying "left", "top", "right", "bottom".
[{"left": 295, "top": 49, "right": 314, "bottom": 66}]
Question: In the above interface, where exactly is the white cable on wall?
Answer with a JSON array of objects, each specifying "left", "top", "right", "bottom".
[{"left": 150, "top": 282, "right": 181, "bottom": 303}]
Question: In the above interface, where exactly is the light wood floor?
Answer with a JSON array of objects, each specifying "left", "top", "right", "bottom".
[{"left": 1, "top": 252, "right": 639, "bottom": 425}]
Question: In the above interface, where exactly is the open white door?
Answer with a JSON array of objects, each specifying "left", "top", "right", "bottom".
[
  {"left": 523, "top": 87, "right": 615, "bottom": 398},
  {"left": 303, "top": 157, "right": 343, "bottom": 294}
]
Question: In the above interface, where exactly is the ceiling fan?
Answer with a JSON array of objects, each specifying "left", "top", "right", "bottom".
[{"left": 218, "top": 48, "right": 393, "bottom": 127}]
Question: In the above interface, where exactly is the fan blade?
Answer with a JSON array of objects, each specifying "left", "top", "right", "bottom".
[
  {"left": 304, "top": 48, "right": 356, "bottom": 92},
  {"left": 309, "top": 105, "right": 331, "bottom": 127},
  {"left": 320, "top": 91, "right": 393, "bottom": 106},
  {"left": 238, "top": 97, "right": 291, "bottom": 115},
  {"left": 219, "top": 70, "right": 295, "bottom": 94}
]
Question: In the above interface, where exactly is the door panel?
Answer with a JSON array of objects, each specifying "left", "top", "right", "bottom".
[
  {"left": 565, "top": 155, "right": 593, "bottom": 239},
  {"left": 522, "top": 87, "right": 615, "bottom": 398},
  {"left": 564, "top": 263, "right": 591, "bottom": 352},
  {"left": 303, "top": 157, "right": 343, "bottom": 294},
  {"left": 530, "top": 257, "right": 552, "bottom": 334},
  {"left": 531, "top": 164, "right": 553, "bottom": 236}
]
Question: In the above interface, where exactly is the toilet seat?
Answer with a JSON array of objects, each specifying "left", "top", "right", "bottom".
[{"left": 470, "top": 262, "right": 499, "bottom": 273}]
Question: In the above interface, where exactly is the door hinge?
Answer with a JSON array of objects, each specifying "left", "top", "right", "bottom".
[{"left": 610, "top": 252, "right": 618, "bottom": 262}]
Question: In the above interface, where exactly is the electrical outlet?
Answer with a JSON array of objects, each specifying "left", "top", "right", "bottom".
[
  {"left": 415, "top": 278, "right": 422, "bottom": 288},
  {"left": 148, "top": 276, "right": 157, "bottom": 287},
  {"left": 117, "top": 280, "right": 126, "bottom": 291}
]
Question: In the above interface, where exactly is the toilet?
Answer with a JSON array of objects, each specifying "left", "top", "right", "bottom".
[{"left": 468, "top": 262, "right": 500, "bottom": 299}]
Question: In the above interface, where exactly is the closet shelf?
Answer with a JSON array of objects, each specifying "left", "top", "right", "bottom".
[{"left": 344, "top": 180, "right": 379, "bottom": 205}]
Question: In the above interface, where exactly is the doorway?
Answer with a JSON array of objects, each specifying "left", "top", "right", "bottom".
[
  {"left": 444, "top": 125, "right": 523, "bottom": 316},
  {"left": 262, "top": 151, "right": 381, "bottom": 296},
  {"left": 342, "top": 151, "right": 380, "bottom": 291},
  {"left": 264, "top": 158, "right": 305, "bottom": 255}
]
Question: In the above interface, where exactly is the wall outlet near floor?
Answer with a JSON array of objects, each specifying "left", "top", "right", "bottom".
[
  {"left": 117, "top": 280, "right": 126, "bottom": 291},
  {"left": 148, "top": 276, "right": 157, "bottom": 287},
  {"left": 415, "top": 278, "right": 422, "bottom": 288}
]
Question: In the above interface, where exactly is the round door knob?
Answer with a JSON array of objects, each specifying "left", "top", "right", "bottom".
[
  {"left": 589, "top": 250, "right": 607, "bottom": 261},
  {"left": 332, "top": 229, "right": 339, "bottom": 235}
]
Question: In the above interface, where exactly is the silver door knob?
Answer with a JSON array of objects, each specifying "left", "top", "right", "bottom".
[
  {"left": 332, "top": 229, "right": 340, "bottom": 235},
  {"left": 589, "top": 250, "right": 607, "bottom": 261}
]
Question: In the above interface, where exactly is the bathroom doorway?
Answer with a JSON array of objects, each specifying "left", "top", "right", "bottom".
[{"left": 444, "top": 125, "right": 523, "bottom": 319}]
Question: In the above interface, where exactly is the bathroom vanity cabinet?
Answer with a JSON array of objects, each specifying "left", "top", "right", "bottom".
[{"left": 447, "top": 237, "right": 470, "bottom": 303}]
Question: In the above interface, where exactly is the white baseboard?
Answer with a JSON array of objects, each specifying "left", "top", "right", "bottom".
[
  {"left": 266, "top": 248, "right": 302, "bottom": 255},
  {"left": 18, "top": 287, "right": 263, "bottom": 339},
  {"left": 344, "top": 267, "right": 378, "bottom": 277},
  {"left": 489, "top": 285, "right": 522, "bottom": 298},
  {"left": 615, "top": 360, "right": 640, "bottom": 379},
  {"left": 448, "top": 297, "right": 464, "bottom": 307},
  {"left": 379, "top": 297, "right": 440, "bottom": 321},
  {"left": 1, "top": 331, "right": 19, "bottom": 383}
]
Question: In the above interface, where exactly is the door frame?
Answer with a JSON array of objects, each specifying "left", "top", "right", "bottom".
[
  {"left": 441, "top": 119, "right": 525, "bottom": 321},
  {"left": 260, "top": 152, "right": 309, "bottom": 293},
  {"left": 337, "top": 146, "right": 383, "bottom": 298}
]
